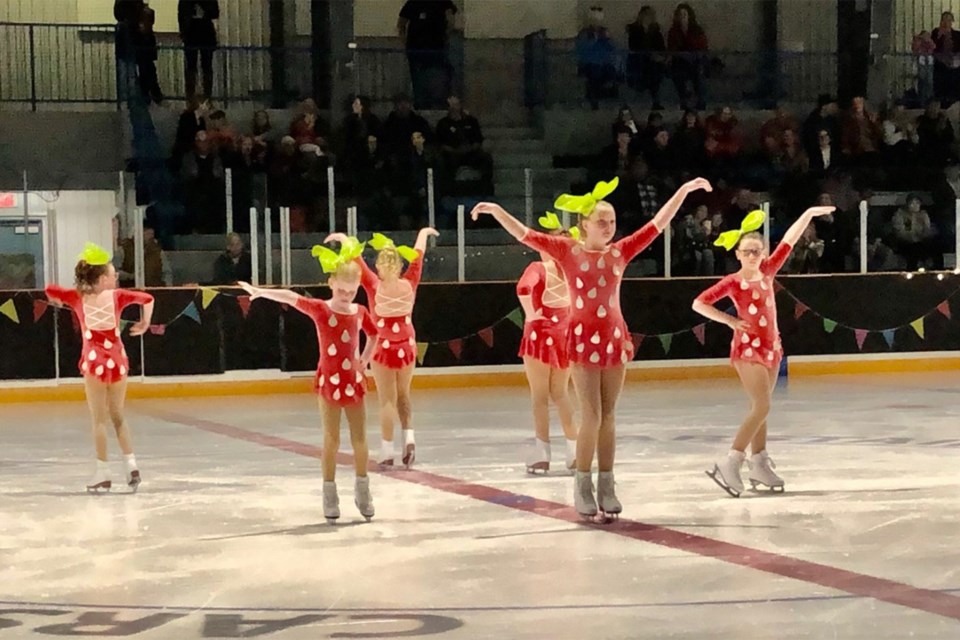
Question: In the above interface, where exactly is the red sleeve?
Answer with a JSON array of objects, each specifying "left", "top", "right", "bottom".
[
  {"left": 360, "top": 306, "right": 378, "bottom": 339},
  {"left": 293, "top": 297, "right": 330, "bottom": 324},
  {"left": 516, "top": 262, "right": 545, "bottom": 306},
  {"left": 45, "top": 285, "right": 80, "bottom": 308},
  {"left": 354, "top": 257, "right": 380, "bottom": 302},
  {"left": 403, "top": 253, "right": 424, "bottom": 289},
  {"left": 520, "top": 229, "right": 574, "bottom": 264},
  {"left": 115, "top": 289, "right": 154, "bottom": 312},
  {"left": 616, "top": 221, "right": 661, "bottom": 263},
  {"left": 695, "top": 275, "right": 736, "bottom": 306},
  {"left": 761, "top": 242, "right": 793, "bottom": 277}
]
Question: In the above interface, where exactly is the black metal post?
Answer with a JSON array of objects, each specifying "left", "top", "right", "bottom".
[
  {"left": 28, "top": 25, "right": 37, "bottom": 111},
  {"left": 312, "top": 0, "right": 332, "bottom": 109},
  {"left": 269, "top": 0, "right": 287, "bottom": 107}
]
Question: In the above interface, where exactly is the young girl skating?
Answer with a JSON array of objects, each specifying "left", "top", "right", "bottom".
[
  {"left": 518, "top": 213, "right": 578, "bottom": 474},
  {"left": 239, "top": 238, "right": 378, "bottom": 523},
  {"left": 45, "top": 243, "right": 154, "bottom": 493},
  {"left": 473, "top": 177, "right": 712, "bottom": 521},
  {"left": 325, "top": 228, "right": 438, "bottom": 469},
  {"left": 693, "top": 205, "right": 834, "bottom": 497}
]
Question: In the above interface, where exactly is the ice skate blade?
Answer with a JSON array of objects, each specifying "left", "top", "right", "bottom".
[
  {"left": 749, "top": 479, "right": 785, "bottom": 493},
  {"left": 705, "top": 467, "right": 740, "bottom": 498},
  {"left": 581, "top": 512, "right": 616, "bottom": 525},
  {"left": 325, "top": 517, "right": 339, "bottom": 525},
  {"left": 402, "top": 444, "right": 416, "bottom": 469},
  {"left": 378, "top": 459, "right": 395, "bottom": 470},
  {"left": 128, "top": 471, "right": 141, "bottom": 492},
  {"left": 86, "top": 481, "right": 112, "bottom": 494},
  {"left": 525, "top": 461, "right": 549, "bottom": 475}
]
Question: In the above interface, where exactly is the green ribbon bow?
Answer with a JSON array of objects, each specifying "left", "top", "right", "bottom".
[
  {"left": 368, "top": 232, "right": 420, "bottom": 263},
  {"left": 538, "top": 211, "right": 581, "bottom": 241},
  {"left": 312, "top": 236, "right": 365, "bottom": 274},
  {"left": 79, "top": 242, "right": 111, "bottom": 266},
  {"left": 554, "top": 177, "right": 620, "bottom": 216},
  {"left": 714, "top": 209, "right": 766, "bottom": 251}
]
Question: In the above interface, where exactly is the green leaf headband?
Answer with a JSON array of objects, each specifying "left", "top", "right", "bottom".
[
  {"left": 312, "top": 236, "right": 365, "bottom": 274},
  {"left": 714, "top": 210, "right": 766, "bottom": 251},
  {"left": 368, "top": 232, "right": 420, "bottom": 263},
  {"left": 538, "top": 211, "right": 581, "bottom": 241},
  {"left": 553, "top": 177, "right": 620, "bottom": 216},
  {"left": 79, "top": 242, "right": 111, "bottom": 266}
]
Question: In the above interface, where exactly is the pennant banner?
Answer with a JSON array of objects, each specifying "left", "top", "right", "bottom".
[
  {"left": 506, "top": 308, "right": 524, "bottom": 329},
  {"left": 201, "top": 288, "right": 220, "bottom": 310},
  {"left": 448, "top": 338, "right": 463, "bottom": 360},
  {"left": 632, "top": 333, "right": 645, "bottom": 350},
  {"left": 882, "top": 329, "right": 896, "bottom": 349},
  {"left": 854, "top": 328, "right": 868, "bottom": 351},
  {"left": 823, "top": 318, "right": 837, "bottom": 333},
  {"left": 794, "top": 302, "right": 809, "bottom": 319},
  {"left": 149, "top": 324, "right": 166, "bottom": 336},
  {"left": 692, "top": 323, "right": 706, "bottom": 346},
  {"left": 120, "top": 319, "right": 133, "bottom": 332},
  {"left": 237, "top": 296, "right": 252, "bottom": 318},
  {"left": 33, "top": 299, "right": 49, "bottom": 323},
  {"left": 416, "top": 342, "right": 429, "bottom": 365},
  {"left": 658, "top": 333, "right": 673, "bottom": 354},
  {"left": 937, "top": 300, "right": 951, "bottom": 320},
  {"left": 182, "top": 302, "right": 201, "bottom": 324},
  {"left": 910, "top": 317, "right": 925, "bottom": 339},
  {"left": 478, "top": 327, "right": 494, "bottom": 347},
  {"left": 0, "top": 299, "right": 19, "bottom": 324}
]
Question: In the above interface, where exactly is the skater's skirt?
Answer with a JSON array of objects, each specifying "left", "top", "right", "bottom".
[
  {"left": 519, "top": 315, "right": 570, "bottom": 369},
  {"left": 565, "top": 319, "right": 634, "bottom": 369},
  {"left": 315, "top": 368, "right": 367, "bottom": 406},
  {"left": 373, "top": 336, "right": 417, "bottom": 369},
  {"left": 729, "top": 341, "right": 783, "bottom": 371},
  {"left": 78, "top": 329, "right": 129, "bottom": 383}
]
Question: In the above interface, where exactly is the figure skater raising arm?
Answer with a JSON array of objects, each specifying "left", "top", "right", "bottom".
[{"left": 693, "top": 205, "right": 834, "bottom": 497}]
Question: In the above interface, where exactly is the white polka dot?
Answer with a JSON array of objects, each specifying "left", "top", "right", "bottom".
[
  {"left": 341, "top": 330, "right": 350, "bottom": 343},
  {"left": 318, "top": 374, "right": 325, "bottom": 387},
  {"left": 613, "top": 266, "right": 622, "bottom": 277},
  {"left": 88, "top": 351, "right": 97, "bottom": 361},
  {"left": 576, "top": 297, "right": 584, "bottom": 310},
  {"left": 405, "top": 316, "right": 411, "bottom": 324},
  {"left": 741, "top": 334, "right": 750, "bottom": 344},
  {"left": 398, "top": 348, "right": 406, "bottom": 359},
  {"left": 342, "top": 358, "right": 352, "bottom": 371},
  {"left": 546, "top": 336, "right": 554, "bottom": 346},
  {"left": 748, "top": 304, "right": 758, "bottom": 316},
  {"left": 597, "top": 306, "right": 607, "bottom": 319},
  {"left": 409, "top": 337, "right": 415, "bottom": 345},
  {"left": 381, "top": 340, "right": 390, "bottom": 349},
  {"left": 81, "top": 362, "right": 89, "bottom": 372},
  {"left": 580, "top": 261, "right": 589, "bottom": 272},
  {"left": 329, "top": 316, "right": 338, "bottom": 327},
  {"left": 740, "top": 280, "right": 749, "bottom": 290},
  {"left": 392, "top": 323, "right": 400, "bottom": 334},
  {"left": 752, "top": 337, "right": 761, "bottom": 348},
  {"left": 119, "top": 365, "right": 126, "bottom": 376},
  {"left": 587, "top": 287, "right": 598, "bottom": 299},
  {"left": 551, "top": 315, "right": 559, "bottom": 323},
  {"left": 606, "top": 342, "right": 614, "bottom": 354},
  {"left": 106, "top": 359, "right": 115, "bottom": 369},
  {"left": 608, "top": 295, "right": 616, "bottom": 308},
  {"left": 760, "top": 281, "right": 768, "bottom": 291},
  {"left": 614, "top": 327, "right": 622, "bottom": 339},
  {"left": 327, "top": 344, "right": 337, "bottom": 356},
  {"left": 598, "top": 275, "right": 607, "bottom": 287},
  {"left": 589, "top": 352, "right": 601, "bottom": 364},
  {"left": 84, "top": 330, "right": 92, "bottom": 340},
  {"left": 356, "top": 371, "right": 363, "bottom": 383},
  {"left": 333, "top": 389, "right": 342, "bottom": 401},
  {"left": 752, "top": 291, "right": 760, "bottom": 301},
  {"left": 530, "top": 330, "right": 538, "bottom": 342},
  {"left": 345, "top": 384, "right": 355, "bottom": 397},
  {"left": 597, "top": 257, "right": 606, "bottom": 269},
  {"left": 590, "top": 332, "right": 601, "bottom": 345},
  {"left": 774, "top": 341, "right": 781, "bottom": 351},
  {"left": 95, "top": 365, "right": 104, "bottom": 376},
  {"left": 611, "top": 249, "right": 621, "bottom": 258},
  {"left": 744, "top": 348, "right": 754, "bottom": 358},
  {"left": 574, "top": 324, "right": 583, "bottom": 336},
  {"left": 621, "top": 351, "right": 628, "bottom": 363},
  {"left": 759, "top": 316, "right": 768, "bottom": 328},
  {"left": 330, "top": 373, "right": 341, "bottom": 385},
  {"left": 576, "top": 343, "right": 585, "bottom": 353},
  {"left": 575, "top": 277, "right": 584, "bottom": 289},
  {"left": 767, "top": 352, "right": 775, "bottom": 361},
  {"left": 766, "top": 297, "right": 774, "bottom": 308},
  {"left": 376, "top": 318, "right": 385, "bottom": 329}
]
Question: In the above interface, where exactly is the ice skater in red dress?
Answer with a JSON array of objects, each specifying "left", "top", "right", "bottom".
[
  {"left": 473, "top": 176, "right": 712, "bottom": 520},
  {"left": 518, "top": 212, "right": 577, "bottom": 474},
  {"left": 239, "top": 237, "right": 378, "bottom": 523},
  {"left": 44, "top": 243, "right": 154, "bottom": 493},
  {"left": 692, "top": 205, "right": 835, "bottom": 497},
  {"left": 325, "top": 227, "right": 438, "bottom": 470}
]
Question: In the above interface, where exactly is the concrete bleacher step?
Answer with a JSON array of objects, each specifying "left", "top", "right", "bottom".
[
  {"left": 485, "top": 138, "right": 548, "bottom": 154},
  {"left": 484, "top": 126, "right": 540, "bottom": 141},
  {"left": 494, "top": 153, "right": 554, "bottom": 169}
]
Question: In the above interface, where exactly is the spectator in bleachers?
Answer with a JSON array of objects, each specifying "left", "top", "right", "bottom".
[
  {"left": 704, "top": 107, "right": 742, "bottom": 180},
  {"left": 135, "top": 2, "right": 162, "bottom": 105},
  {"left": 841, "top": 96, "right": 883, "bottom": 168},
  {"left": 676, "top": 204, "right": 714, "bottom": 275},
  {"left": 226, "top": 136, "right": 266, "bottom": 232},
  {"left": 809, "top": 129, "right": 837, "bottom": 177},
  {"left": 115, "top": 224, "right": 173, "bottom": 287},
  {"left": 392, "top": 130, "right": 437, "bottom": 229},
  {"left": 251, "top": 109, "right": 277, "bottom": 154},
  {"left": 211, "top": 232, "right": 252, "bottom": 285},
  {"left": 576, "top": 6, "right": 619, "bottom": 111},
  {"left": 612, "top": 105, "right": 641, "bottom": 141},
  {"left": 673, "top": 109, "right": 706, "bottom": 172},
  {"left": 267, "top": 136, "right": 311, "bottom": 232},
  {"left": 778, "top": 129, "right": 809, "bottom": 176},
  {"left": 178, "top": 0, "right": 219, "bottom": 102},
  {"left": 626, "top": 6, "right": 667, "bottom": 111},
  {"left": 890, "top": 194, "right": 937, "bottom": 270},
  {"left": 398, "top": 0, "right": 457, "bottom": 109},
  {"left": 180, "top": 130, "right": 226, "bottom": 233},
  {"left": 382, "top": 94, "right": 432, "bottom": 159},
  {"left": 667, "top": 3, "right": 708, "bottom": 110},
  {"left": 436, "top": 95, "right": 493, "bottom": 194},
  {"left": 787, "top": 225, "right": 825, "bottom": 274},
  {"left": 930, "top": 157, "right": 960, "bottom": 254},
  {"left": 913, "top": 30, "right": 936, "bottom": 105},
  {"left": 341, "top": 96, "right": 382, "bottom": 180},
  {"left": 290, "top": 99, "right": 330, "bottom": 150},
  {"left": 609, "top": 157, "right": 660, "bottom": 231},
  {"left": 172, "top": 96, "right": 210, "bottom": 168},
  {"left": 802, "top": 93, "right": 841, "bottom": 158},
  {"left": 597, "top": 130, "right": 635, "bottom": 180},
  {"left": 881, "top": 101, "right": 919, "bottom": 168},
  {"left": 820, "top": 176, "right": 859, "bottom": 271},
  {"left": 916, "top": 99, "right": 955, "bottom": 167},
  {"left": 643, "top": 127, "right": 678, "bottom": 184},
  {"left": 932, "top": 11, "right": 960, "bottom": 108},
  {"left": 206, "top": 109, "right": 238, "bottom": 154},
  {"left": 759, "top": 106, "right": 799, "bottom": 154}
]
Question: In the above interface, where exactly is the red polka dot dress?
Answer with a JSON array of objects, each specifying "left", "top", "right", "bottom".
[
  {"left": 356, "top": 254, "right": 423, "bottom": 370},
  {"left": 516, "top": 261, "right": 571, "bottom": 369},
  {"left": 694, "top": 242, "right": 792, "bottom": 370},
  {"left": 44, "top": 286, "right": 154, "bottom": 383},
  {"left": 521, "top": 222, "right": 660, "bottom": 368},
  {"left": 295, "top": 298, "right": 378, "bottom": 407}
]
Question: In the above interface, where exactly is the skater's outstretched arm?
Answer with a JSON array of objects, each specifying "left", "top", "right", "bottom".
[
  {"left": 413, "top": 227, "right": 439, "bottom": 254},
  {"left": 470, "top": 203, "right": 529, "bottom": 240},
  {"left": 237, "top": 282, "right": 302, "bottom": 307},
  {"left": 765, "top": 205, "right": 835, "bottom": 276},
  {"left": 652, "top": 178, "right": 713, "bottom": 232}
]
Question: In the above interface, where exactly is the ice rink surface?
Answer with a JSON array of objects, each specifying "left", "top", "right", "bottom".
[{"left": 1, "top": 371, "right": 959, "bottom": 639}]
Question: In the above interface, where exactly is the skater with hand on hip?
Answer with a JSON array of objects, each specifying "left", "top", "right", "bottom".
[
  {"left": 693, "top": 205, "right": 835, "bottom": 497},
  {"left": 473, "top": 176, "right": 712, "bottom": 522},
  {"left": 517, "top": 212, "right": 578, "bottom": 474},
  {"left": 45, "top": 242, "right": 154, "bottom": 493},
  {"left": 239, "top": 236, "right": 378, "bottom": 524},
  {"left": 325, "top": 227, "right": 439, "bottom": 470}
]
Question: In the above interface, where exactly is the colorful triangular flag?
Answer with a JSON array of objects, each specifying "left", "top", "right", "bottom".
[
  {"left": 237, "top": 296, "right": 252, "bottom": 318},
  {"left": 448, "top": 338, "right": 463, "bottom": 360},
  {"left": 182, "top": 301, "right": 201, "bottom": 324},
  {"left": 910, "top": 317, "right": 925, "bottom": 339},
  {"left": 794, "top": 302, "right": 809, "bottom": 319},
  {"left": 854, "top": 329, "right": 868, "bottom": 351},
  {"left": 658, "top": 333, "right": 673, "bottom": 354},
  {"left": 632, "top": 333, "right": 645, "bottom": 349},
  {"left": 201, "top": 287, "right": 220, "bottom": 310},
  {"left": 506, "top": 308, "right": 524, "bottom": 329},
  {"left": 149, "top": 324, "right": 166, "bottom": 336},
  {"left": 937, "top": 300, "right": 951, "bottom": 320},
  {"left": 773, "top": 280, "right": 784, "bottom": 293},
  {"left": 882, "top": 329, "right": 896, "bottom": 349},
  {"left": 33, "top": 299, "right": 49, "bottom": 323},
  {"left": 0, "top": 299, "right": 19, "bottom": 324},
  {"left": 692, "top": 323, "right": 706, "bottom": 346},
  {"left": 478, "top": 327, "right": 494, "bottom": 347},
  {"left": 416, "top": 342, "right": 429, "bottom": 365},
  {"left": 823, "top": 319, "right": 837, "bottom": 333}
]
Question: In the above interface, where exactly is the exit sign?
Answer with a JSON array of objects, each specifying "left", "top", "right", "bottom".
[{"left": 0, "top": 193, "right": 16, "bottom": 208}]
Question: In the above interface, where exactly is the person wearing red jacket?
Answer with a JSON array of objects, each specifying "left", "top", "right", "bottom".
[{"left": 667, "top": 3, "right": 708, "bottom": 109}]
